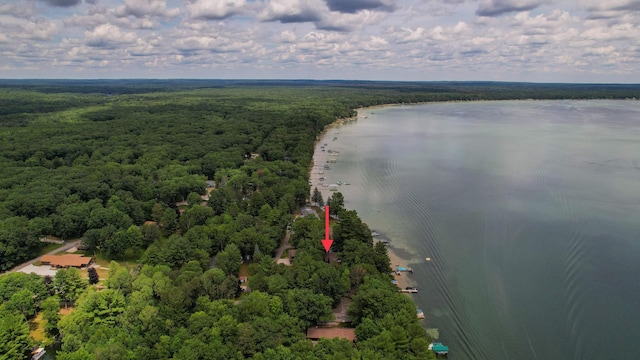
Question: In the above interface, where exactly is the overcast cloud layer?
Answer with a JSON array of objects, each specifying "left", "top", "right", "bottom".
[{"left": 0, "top": 0, "right": 639, "bottom": 82}]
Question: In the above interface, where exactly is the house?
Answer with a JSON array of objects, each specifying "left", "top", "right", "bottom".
[
  {"left": 40, "top": 254, "right": 94, "bottom": 268},
  {"left": 306, "top": 327, "right": 356, "bottom": 343},
  {"left": 239, "top": 276, "right": 250, "bottom": 292},
  {"left": 324, "top": 252, "right": 338, "bottom": 264}
]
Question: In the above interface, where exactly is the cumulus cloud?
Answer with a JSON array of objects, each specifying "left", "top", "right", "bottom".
[
  {"left": 39, "top": 0, "right": 82, "bottom": 7},
  {"left": 317, "top": 9, "right": 386, "bottom": 31},
  {"left": 186, "top": 0, "right": 247, "bottom": 20},
  {"left": 85, "top": 23, "right": 138, "bottom": 48},
  {"left": 115, "top": 0, "right": 180, "bottom": 19},
  {"left": 476, "top": 0, "right": 549, "bottom": 17},
  {"left": 1, "top": 0, "right": 640, "bottom": 81},
  {"left": 272, "top": 30, "right": 297, "bottom": 43},
  {"left": 0, "top": 3, "right": 37, "bottom": 17},
  {"left": 258, "top": 0, "right": 388, "bottom": 32},
  {"left": 0, "top": 16, "right": 60, "bottom": 42},
  {"left": 389, "top": 26, "right": 426, "bottom": 43},
  {"left": 174, "top": 35, "right": 254, "bottom": 53},
  {"left": 584, "top": 0, "right": 640, "bottom": 12},
  {"left": 583, "top": 0, "right": 640, "bottom": 20},
  {"left": 324, "top": 0, "right": 396, "bottom": 14},
  {"left": 26, "top": 19, "right": 60, "bottom": 40},
  {"left": 259, "top": 0, "right": 325, "bottom": 23}
]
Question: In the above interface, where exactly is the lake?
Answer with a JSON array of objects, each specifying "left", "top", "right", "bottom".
[{"left": 321, "top": 100, "right": 640, "bottom": 359}]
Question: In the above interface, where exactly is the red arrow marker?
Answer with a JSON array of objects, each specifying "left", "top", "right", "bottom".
[{"left": 322, "top": 205, "right": 333, "bottom": 252}]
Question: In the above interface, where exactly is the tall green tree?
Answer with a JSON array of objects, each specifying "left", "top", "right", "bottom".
[
  {"left": 311, "top": 187, "right": 324, "bottom": 207},
  {"left": 42, "top": 296, "right": 61, "bottom": 337},
  {"left": 0, "top": 312, "right": 33, "bottom": 359},
  {"left": 87, "top": 267, "right": 99, "bottom": 285},
  {"left": 327, "top": 192, "right": 344, "bottom": 218},
  {"left": 216, "top": 243, "right": 242, "bottom": 276},
  {"left": 5, "top": 288, "right": 37, "bottom": 319},
  {"left": 53, "top": 267, "right": 87, "bottom": 306}
]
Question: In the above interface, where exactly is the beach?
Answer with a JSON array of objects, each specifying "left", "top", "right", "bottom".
[
  {"left": 384, "top": 241, "right": 417, "bottom": 291},
  {"left": 309, "top": 110, "right": 418, "bottom": 295}
]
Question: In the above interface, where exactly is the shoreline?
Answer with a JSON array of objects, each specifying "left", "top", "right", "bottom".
[{"left": 308, "top": 108, "right": 419, "bottom": 299}]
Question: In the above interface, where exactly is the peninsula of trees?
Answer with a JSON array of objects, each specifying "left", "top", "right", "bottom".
[{"left": 1, "top": 80, "right": 639, "bottom": 359}]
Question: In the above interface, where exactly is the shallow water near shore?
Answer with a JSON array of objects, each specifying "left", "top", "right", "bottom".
[{"left": 321, "top": 100, "right": 640, "bottom": 359}]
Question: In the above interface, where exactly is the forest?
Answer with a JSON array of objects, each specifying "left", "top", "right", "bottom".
[{"left": 1, "top": 80, "right": 639, "bottom": 359}]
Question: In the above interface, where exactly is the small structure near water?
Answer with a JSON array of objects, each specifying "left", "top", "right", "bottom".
[
  {"left": 429, "top": 342, "right": 449, "bottom": 356},
  {"left": 396, "top": 266, "right": 413, "bottom": 275}
]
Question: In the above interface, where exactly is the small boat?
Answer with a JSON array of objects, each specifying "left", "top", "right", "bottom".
[
  {"left": 396, "top": 266, "right": 413, "bottom": 273},
  {"left": 31, "top": 348, "right": 46, "bottom": 360},
  {"left": 371, "top": 231, "right": 380, "bottom": 237},
  {"left": 345, "top": 182, "right": 351, "bottom": 185},
  {"left": 337, "top": 181, "right": 342, "bottom": 185},
  {"left": 429, "top": 343, "right": 449, "bottom": 356},
  {"left": 417, "top": 309, "right": 425, "bottom": 319}
]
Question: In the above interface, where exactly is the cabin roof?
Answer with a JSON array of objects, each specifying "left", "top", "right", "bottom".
[
  {"left": 306, "top": 327, "right": 356, "bottom": 342},
  {"left": 40, "top": 254, "right": 93, "bottom": 267}
]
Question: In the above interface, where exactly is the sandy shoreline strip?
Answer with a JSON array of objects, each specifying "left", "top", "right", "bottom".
[
  {"left": 308, "top": 114, "right": 358, "bottom": 202},
  {"left": 309, "top": 109, "right": 419, "bottom": 297},
  {"left": 385, "top": 242, "right": 416, "bottom": 291}
]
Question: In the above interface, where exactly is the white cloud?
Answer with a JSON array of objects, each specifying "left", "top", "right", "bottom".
[
  {"left": 0, "top": 0, "right": 638, "bottom": 81},
  {"left": 272, "top": 29, "right": 297, "bottom": 43},
  {"left": 115, "top": 0, "right": 180, "bottom": 19},
  {"left": 258, "top": 0, "right": 326, "bottom": 23},
  {"left": 186, "top": 0, "right": 247, "bottom": 20},
  {"left": 0, "top": 3, "right": 37, "bottom": 18},
  {"left": 85, "top": 23, "right": 138, "bottom": 48},
  {"left": 317, "top": 9, "right": 386, "bottom": 31}
]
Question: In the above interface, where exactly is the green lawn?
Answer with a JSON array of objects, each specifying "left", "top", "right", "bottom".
[{"left": 37, "top": 243, "right": 64, "bottom": 256}]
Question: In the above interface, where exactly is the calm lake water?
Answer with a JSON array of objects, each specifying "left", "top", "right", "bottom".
[{"left": 322, "top": 100, "right": 640, "bottom": 359}]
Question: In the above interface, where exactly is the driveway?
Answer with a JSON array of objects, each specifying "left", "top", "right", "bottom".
[{"left": 2, "top": 239, "right": 82, "bottom": 275}]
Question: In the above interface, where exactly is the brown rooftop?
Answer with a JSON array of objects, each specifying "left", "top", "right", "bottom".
[
  {"left": 41, "top": 254, "right": 93, "bottom": 268},
  {"left": 306, "top": 327, "right": 356, "bottom": 342}
]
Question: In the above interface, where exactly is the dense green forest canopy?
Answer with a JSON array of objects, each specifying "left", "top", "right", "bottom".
[
  {"left": 0, "top": 80, "right": 639, "bottom": 359},
  {"left": 1, "top": 80, "right": 639, "bottom": 269}
]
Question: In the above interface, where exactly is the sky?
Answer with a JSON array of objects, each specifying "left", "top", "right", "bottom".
[{"left": 0, "top": 0, "right": 639, "bottom": 82}]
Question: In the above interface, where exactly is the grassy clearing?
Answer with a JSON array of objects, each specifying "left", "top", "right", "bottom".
[
  {"left": 37, "top": 243, "right": 64, "bottom": 256},
  {"left": 29, "top": 312, "right": 50, "bottom": 345},
  {"left": 60, "top": 307, "right": 74, "bottom": 319},
  {"left": 92, "top": 253, "right": 139, "bottom": 269},
  {"left": 79, "top": 267, "right": 109, "bottom": 282},
  {"left": 239, "top": 262, "right": 251, "bottom": 277}
]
